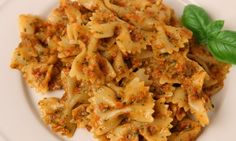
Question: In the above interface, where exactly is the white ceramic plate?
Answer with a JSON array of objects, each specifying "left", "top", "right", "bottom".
[{"left": 0, "top": 0, "right": 236, "bottom": 141}]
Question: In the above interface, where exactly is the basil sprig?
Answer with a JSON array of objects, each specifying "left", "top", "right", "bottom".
[{"left": 182, "top": 4, "right": 236, "bottom": 64}]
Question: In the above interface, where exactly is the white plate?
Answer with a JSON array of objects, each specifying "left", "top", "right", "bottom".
[{"left": 0, "top": 0, "right": 236, "bottom": 141}]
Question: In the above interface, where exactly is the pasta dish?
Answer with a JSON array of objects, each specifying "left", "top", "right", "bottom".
[{"left": 10, "top": 0, "right": 230, "bottom": 140}]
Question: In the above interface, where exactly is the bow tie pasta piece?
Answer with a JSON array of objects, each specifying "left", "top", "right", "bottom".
[
  {"left": 181, "top": 62, "right": 210, "bottom": 126},
  {"left": 39, "top": 97, "right": 77, "bottom": 137},
  {"left": 117, "top": 77, "right": 154, "bottom": 123},
  {"left": 106, "top": 98, "right": 172, "bottom": 141},
  {"left": 188, "top": 44, "right": 231, "bottom": 96},
  {"left": 88, "top": 77, "right": 155, "bottom": 136},
  {"left": 70, "top": 38, "right": 116, "bottom": 84},
  {"left": 11, "top": 15, "right": 63, "bottom": 92},
  {"left": 21, "top": 63, "right": 54, "bottom": 93},
  {"left": 88, "top": 86, "right": 128, "bottom": 135},
  {"left": 153, "top": 25, "right": 192, "bottom": 54},
  {"left": 39, "top": 71, "right": 90, "bottom": 136}
]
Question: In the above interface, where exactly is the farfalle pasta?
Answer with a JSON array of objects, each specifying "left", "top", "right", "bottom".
[{"left": 10, "top": 0, "right": 231, "bottom": 140}]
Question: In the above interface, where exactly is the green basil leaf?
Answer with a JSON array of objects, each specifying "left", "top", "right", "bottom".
[
  {"left": 208, "top": 30, "right": 236, "bottom": 64},
  {"left": 182, "top": 4, "right": 212, "bottom": 44},
  {"left": 206, "top": 20, "right": 224, "bottom": 39}
]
